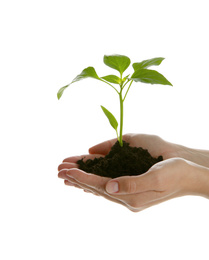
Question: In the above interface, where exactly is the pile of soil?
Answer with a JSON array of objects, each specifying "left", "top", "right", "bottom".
[{"left": 77, "top": 141, "right": 163, "bottom": 178}]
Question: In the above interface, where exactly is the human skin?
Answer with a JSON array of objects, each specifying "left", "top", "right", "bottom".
[{"left": 58, "top": 134, "right": 209, "bottom": 212}]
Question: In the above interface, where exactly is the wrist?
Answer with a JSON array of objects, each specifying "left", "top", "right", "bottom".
[
  {"left": 185, "top": 161, "right": 209, "bottom": 199},
  {"left": 176, "top": 145, "right": 209, "bottom": 168}
]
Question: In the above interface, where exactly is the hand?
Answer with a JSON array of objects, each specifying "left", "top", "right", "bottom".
[
  {"left": 88, "top": 133, "right": 181, "bottom": 160},
  {"left": 58, "top": 134, "right": 209, "bottom": 212},
  {"left": 58, "top": 157, "right": 209, "bottom": 212},
  {"left": 88, "top": 133, "right": 209, "bottom": 167}
]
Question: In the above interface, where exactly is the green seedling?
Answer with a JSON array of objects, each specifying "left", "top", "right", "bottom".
[{"left": 57, "top": 54, "right": 172, "bottom": 147}]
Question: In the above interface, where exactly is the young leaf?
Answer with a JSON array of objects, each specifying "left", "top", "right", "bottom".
[
  {"left": 57, "top": 67, "right": 101, "bottom": 99},
  {"left": 131, "top": 69, "right": 172, "bottom": 86},
  {"left": 101, "top": 105, "right": 118, "bottom": 131},
  {"left": 57, "top": 84, "right": 69, "bottom": 100},
  {"left": 122, "top": 74, "right": 130, "bottom": 83},
  {"left": 123, "top": 74, "right": 130, "bottom": 80},
  {"left": 103, "top": 54, "right": 131, "bottom": 75},
  {"left": 101, "top": 75, "right": 121, "bottom": 84},
  {"left": 72, "top": 66, "right": 101, "bottom": 83},
  {"left": 132, "top": 57, "right": 165, "bottom": 71}
]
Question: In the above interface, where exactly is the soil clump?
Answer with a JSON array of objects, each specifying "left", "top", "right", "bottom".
[{"left": 77, "top": 141, "right": 163, "bottom": 178}]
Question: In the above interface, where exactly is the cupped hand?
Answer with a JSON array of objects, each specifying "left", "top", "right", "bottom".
[
  {"left": 88, "top": 133, "right": 209, "bottom": 168},
  {"left": 58, "top": 134, "right": 205, "bottom": 211},
  {"left": 58, "top": 155, "right": 201, "bottom": 212},
  {"left": 88, "top": 133, "right": 182, "bottom": 160},
  {"left": 58, "top": 154, "right": 123, "bottom": 206}
]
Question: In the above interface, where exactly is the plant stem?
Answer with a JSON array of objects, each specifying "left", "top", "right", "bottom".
[
  {"left": 100, "top": 79, "right": 119, "bottom": 94},
  {"left": 123, "top": 80, "right": 133, "bottom": 102},
  {"left": 116, "top": 129, "right": 119, "bottom": 141},
  {"left": 119, "top": 89, "right": 123, "bottom": 147},
  {"left": 122, "top": 79, "right": 130, "bottom": 90}
]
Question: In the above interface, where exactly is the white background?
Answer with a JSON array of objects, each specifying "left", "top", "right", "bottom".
[{"left": 1, "top": 0, "right": 209, "bottom": 259}]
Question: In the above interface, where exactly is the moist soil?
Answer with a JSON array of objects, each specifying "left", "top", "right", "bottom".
[{"left": 77, "top": 141, "right": 163, "bottom": 178}]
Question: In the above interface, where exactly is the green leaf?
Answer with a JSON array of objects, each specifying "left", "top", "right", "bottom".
[
  {"left": 122, "top": 74, "right": 130, "bottom": 83},
  {"left": 57, "top": 84, "right": 69, "bottom": 100},
  {"left": 101, "top": 105, "right": 118, "bottom": 131},
  {"left": 103, "top": 54, "right": 131, "bottom": 75},
  {"left": 101, "top": 75, "right": 121, "bottom": 84},
  {"left": 72, "top": 66, "right": 101, "bottom": 83},
  {"left": 57, "top": 67, "right": 101, "bottom": 99},
  {"left": 131, "top": 69, "right": 172, "bottom": 86},
  {"left": 132, "top": 57, "right": 165, "bottom": 71}
]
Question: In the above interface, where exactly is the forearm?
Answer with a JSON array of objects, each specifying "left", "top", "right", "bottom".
[
  {"left": 186, "top": 161, "right": 209, "bottom": 199},
  {"left": 172, "top": 143, "right": 209, "bottom": 198},
  {"left": 176, "top": 144, "right": 209, "bottom": 168}
]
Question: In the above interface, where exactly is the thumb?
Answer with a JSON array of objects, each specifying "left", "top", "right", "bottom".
[
  {"left": 89, "top": 138, "right": 117, "bottom": 155},
  {"left": 105, "top": 174, "right": 153, "bottom": 195}
]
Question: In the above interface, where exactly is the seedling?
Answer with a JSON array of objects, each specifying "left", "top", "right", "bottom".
[{"left": 57, "top": 54, "right": 172, "bottom": 147}]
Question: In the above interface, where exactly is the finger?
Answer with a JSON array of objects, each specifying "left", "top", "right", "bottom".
[
  {"left": 64, "top": 175, "right": 97, "bottom": 192},
  {"left": 65, "top": 176, "right": 107, "bottom": 198},
  {"left": 58, "top": 162, "right": 78, "bottom": 171},
  {"left": 64, "top": 179, "right": 82, "bottom": 189},
  {"left": 58, "top": 169, "right": 72, "bottom": 179},
  {"left": 88, "top": 138, "right": 118, "bottom": 155},
  {"left": 63, "top": 154, "right": 104, "bottom": 163},
  {"left": 66, "top": 168, "right": 110, "bottom": 191},
  {"left": 65, "top": 168, "right": 129, "bottom": 207},
  {"left": 83, "top": 189, "right": 100, "bottom": 196},
  {"left": 105, "top": 171, "right": 162, "bottom": 195},
  {"left": 59, "top": 169, "right": 107, "bottom": 194},
  {"left": 64, "top": 173, "right": 167, "bottom": 212},
  {"left": 64, "top": 180, "right": 74, "bottom": 186},
  {"left": 59, "top": 170, "right": 84, "bottom": 189},
  {"left": 88, "top": 134, "right": 132, "bottom": 155},
  {"left": 62, "top": 169, "right": 174, "bottom": 212}
]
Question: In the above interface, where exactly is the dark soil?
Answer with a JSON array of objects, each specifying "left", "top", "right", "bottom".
[{"left": 77, "top": 141, "right": 163, "bottom": 178}]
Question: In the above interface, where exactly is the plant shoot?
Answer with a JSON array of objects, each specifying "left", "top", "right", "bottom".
[{"left": 57, "top": 54, "right": 172, "bottom": 147}]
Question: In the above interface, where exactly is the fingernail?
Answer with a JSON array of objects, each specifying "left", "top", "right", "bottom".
[{"left": 106, "top": 181, "right": 119, "bottom": 193}]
